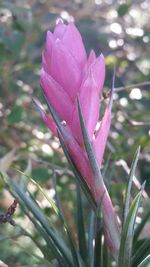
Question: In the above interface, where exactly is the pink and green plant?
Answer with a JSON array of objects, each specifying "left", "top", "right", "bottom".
[
  {"left": 36, "top": 20, "right": 120, "bottom": 258},
  {"left": 2, "top": 21, "right": 149, "bottom": 267}
]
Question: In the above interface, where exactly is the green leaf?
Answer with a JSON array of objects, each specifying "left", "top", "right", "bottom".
[
  {"left": 17, "top": 225, "right": 55, "bottom": 263},
  {"left": 138, "top": 255, "right": 150, "bottom": 267},
  {"left": 88, "top": 210, "right": 95, "bottom": 267},
  {"left": 19, "top": 159, "right": 32, "bottom": 191},
  {"left": 1, "top": 172, "right": 65, "bottom": 266},
  {"left": 0, "top": 149, "right": 16, "bottom": 173},
  {"left": 58, "top": 131, "right": 96, "bottom": 210},
  {"left": 7, "top": 105, "right": 23, "bottom": 124},
  {"left": 123, "top": 147, "right": 140, "bottom": 224},
  {"left": 28, "top": 178, "right": 84, "bottom": 267},
  {"left": 117, "top": 4, "right": 130, "bottom": 17},
  {"left": 51, "top": 172, "right": 64, "bottom": 220},
  {"left": 24, "top": 210, "right": 65, "bottom": 266},
  {"left": 9, "top": 181, "right": 74, "bottom": 267},
  {"left": 134, "top": 210, "right": 150, "bottom": 242},
  {"left": 32, "top": 167, "right": 50, "bottom": 183},
  {"left": 76, "top": 182, "right": 88, "bottom": 264},
  {"left": 103, "top": 239, "right": 109, "bottom": 267},
  {"left": 94, "top": 203, "right": 103, "bottom": 267},
  {"left": 132, "top": 239, "right": 150, "bottom": 267},
  {"left": 51, "top": 174, "right": 85, "bottom": 267},
  {"left": 77, "top": 98, "right": 103, "bottom": 188},
  {"left": 118, "top": 183, "right": 145, "bottom": 267}
]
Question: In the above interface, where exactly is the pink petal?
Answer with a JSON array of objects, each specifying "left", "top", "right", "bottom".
[
  {"left": 46, "top": 31, "right": 55, "bottom": 58},
  {"left": 62, "top": 22, "right": 87, "bottom": 68},
  {"left": 44, "top": 114, "right": 57, "bottom": 136},
  {"left": 82, "top": 50, "right": 96, "bottom": 77},
  {"left": 50, "top": 40, "right": 81, "bottom": 100},
  {"left": 42, "top": 31, "right": 55, "bottom": 75},
  {"left": 71, "top": 69, "right": 100, "bottom": 144},
  {"left": 86, "top": 50, "right": 96, "bottom": 69},
  {"left": 40, "top": 68, "right": 73, "bottom": 123},
  {"left": 92, "top": 107, "right": 111, "bottom": 167},
  {"left": 54, "top": 21, "right": 67, "bottom": 40},
  {"left": 84, "top": 54, "right": 105, "bottom": 95},
  {"left": 33, "top": 98, "right": 57, "bottom": 136},
  {"left": 42, "top": 50, "right": 50, "bottom": 74}
]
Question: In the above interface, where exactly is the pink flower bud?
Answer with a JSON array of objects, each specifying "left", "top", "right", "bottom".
[{"left": 40, "top": 21, "right": 108, "bottom": 157}]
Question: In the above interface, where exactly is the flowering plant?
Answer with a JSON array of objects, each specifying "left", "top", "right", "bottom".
[
  {"left": 2, "top": 21, "right": 150, "bottom": 267},
  {"left": 37, "top": 20, "right": 120, "bottom": 258}
]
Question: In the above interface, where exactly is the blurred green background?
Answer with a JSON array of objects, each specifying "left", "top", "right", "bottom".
[{"left": 0, "top": 0, "right": 150, "bottom": 266}]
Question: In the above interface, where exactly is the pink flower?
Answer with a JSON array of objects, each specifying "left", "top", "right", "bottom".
[
  {"left": 40, "top": 21, "right": 110, "bottom": 165},
  {"left": 37, "top": 21, "right": 120, "bottom": 258}
]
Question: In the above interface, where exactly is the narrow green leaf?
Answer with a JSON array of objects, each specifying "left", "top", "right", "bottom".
[
  {"left": 18, "top": 224, "right": 55, "bottom": 263},
  {"left": 123, "top": 147, "right": 140, "bottom": 224},
  {"left": 76, "top": 182, "right": 88, "bottom": 264},
  {"left": 14, "top": 242, "right": 54, "bottom": 267},
  {"left": 103, "top": 239, "right": 109, "bottom": 267},
  {"left": 10, "top": 181, "right": 74, "bottom": 267},
  {"left": 57, "top": 131, "right": 97, "bottom": 210},
  {"left": 132, "top": 239, "right": 150, "bottom": 267},
  {"left": 118, "top": 183, "right": 145, "bottom": 267},
  {"left": 138, "top": 255, "right": 150, "bottom": 267},
  {"left": 3, "top": 180, "right": 63, "bottom": 265},
  {"left": 23, "top": 210, "right": 65, "bottom": 265},
  {"left": 94, "top": 203, "right": 103, "bottom": 267},
  {"left": 15, "top": 195, "right": 70, "bottom": 267},
  {"left": 102, "top": 154, "right": 111, "bottom": 178},
  {"left": 77, "top": 98, "right": 103, "bottom": 187},
  {"left": 134, "top": 210, "right": 150, "bottom": 242},
  {"left": 19, "top": 159, "right": 32, "bottom": 191},
  {"left": 29, "top": 178, "right": 84, "bottom": 267},
  {"left": 88, "top": 210, "right": 95, "bottom": 267},
  {"left": 51, "top": 174, "right": 85, "bottom": 267},
  {"left": 7, "top": 165, "right": 86, "bottom": 267},
  {"left": 31, "top": 178, "right": 60, "bottom": 216},
  {"left": 51, "top": 172, "right": 64, "bottom": 222}
]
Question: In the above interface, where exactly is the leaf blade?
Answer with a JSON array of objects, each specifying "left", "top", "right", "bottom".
[{"left": 118, "top": 183, "right": 145, "bottom": 267}]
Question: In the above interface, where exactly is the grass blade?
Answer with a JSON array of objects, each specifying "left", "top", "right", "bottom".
[
  {"left": 138, "top": 255, "right": 150, "bottom": 267},
  {"left": 103, "top": 239, "right": 109, "bottom": 267},
  {"left": 10, "top": 180, "right": 74, "bottom": 267},
  {"left": 118, "top": 182, "right": 145, "bottom": 267},
  {"left": 132, "top": 239, "right": 150, "bottom": 267},
  {"left": 24, "top": 211, "right": 65, "bottom": 265},
  {"left": 94, "top": 203, "right": 103, "bottom": 267},
  {"left": 123, "top": 147, "right": 140, "bottom": 224},
  {"left": 88, "top": 210, "right": 95, "bottom": 267},
  {"left": 3, "top": 179, "right": 65, "bottom": 266},
  {"left": 134, "top": 210, "right": 150, "bottom": 242},
  {"left": 76, "top": 182, "right": 88, "bottom": 264},
  {"left": 32, "top": 175, "right": 85, "bottom": 267},
  {"left": 51, "top": 172, "right": 64, "bottom": 220}
]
